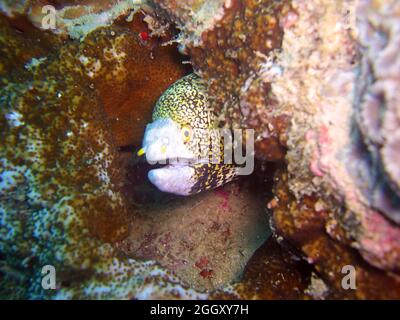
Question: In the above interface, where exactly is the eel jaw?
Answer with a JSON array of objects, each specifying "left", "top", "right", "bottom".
[
  {"left": 141, "top": 118, "right": 198, "bottom": 195},
  {"left": 148, "top": 164, "right": 195, "bottom": 196}
]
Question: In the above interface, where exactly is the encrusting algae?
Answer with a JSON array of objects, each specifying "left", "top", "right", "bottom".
[{"left": 0, "top": 12, "right": 201, "bottom": 299}]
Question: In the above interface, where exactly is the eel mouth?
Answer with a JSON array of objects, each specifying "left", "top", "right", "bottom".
[
  {"left": 146, "top": 158, "right": 198, "bottom": 196},
  {"left": 149, "top": 162, "right": 188, "bottom": 170},
  {"left": 135, "top": 146, "right": 197, "bottom": 169},
  {"left": 147, "top": 157, "right": 202, "bottom": 169}
]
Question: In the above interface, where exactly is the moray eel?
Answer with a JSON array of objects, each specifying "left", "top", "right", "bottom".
[{"left": 137, "top": 73, "right": 238, "bottom": 195}]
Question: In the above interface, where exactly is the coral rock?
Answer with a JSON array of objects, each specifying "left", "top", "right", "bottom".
[
  {"left": 152, "top": 0, "right": 291, "bottom": 161},
  {"left": 0, "top": 20, "right": 196, "bottom": 299}
]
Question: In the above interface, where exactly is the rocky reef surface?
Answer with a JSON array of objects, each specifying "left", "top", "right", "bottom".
[
  {"left": 1, "top": 0, "right": 400, "bottom": 299},
  {"left": 0, "top": 13, "right": 199, "bottom": 298}
]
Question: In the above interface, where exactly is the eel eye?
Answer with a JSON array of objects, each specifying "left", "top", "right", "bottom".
[{"left": 181, "top": 126, "right": 192, "bottom": 142}]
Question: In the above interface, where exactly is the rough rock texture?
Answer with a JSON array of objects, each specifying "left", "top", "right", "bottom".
[
  {"left": 104, "top": 12, "right": 190, "bottom": 147},
  {"left": 152, "top": 0, "right": 400, "bottom": 297},
  {"left": 118, "top": 178, "right": 270, "bottom": 292},
  {"left": 221, "top": 237, "right": 312, "bottom": 300},
  {"left": 271, "top": 169, "right": 400, "bottom": 299},
  {"left": 355, "top": 0, "right": 400, "bottom": 225},
  {"left": 1, "top": 0, "right": 145, "bottom": 40},
  {"left": 0, "top": 13, "right": 62, "bottom": 78},
  {"left": 1, "top": 7, "right": 303, "bottom": 300},
  {"left": 2, "top": 0, "right": 400, "bottom": 300},
  {"left": 153, "top": 0, "right": 291, "bottom": 162},
  {"left": 270, "top": 0, "right": 400, "bottom": 273},
  {"left": 0, "top": 13, "right": 201, "bottom": 299}
]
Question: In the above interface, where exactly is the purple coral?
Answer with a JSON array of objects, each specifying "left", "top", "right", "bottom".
[{"left": 355, "top": 0, "right": 400, "bottom": 224}]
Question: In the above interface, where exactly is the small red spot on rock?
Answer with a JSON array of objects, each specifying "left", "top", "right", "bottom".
[
  {"left": 199, "top": 269, "right": 214, "bottom": 279},
  {"left": 221, "top": 225, "right": 231, "bottom": 242},
  {"left": 139, "top": 31, "right": 150, "bottom": 41},
  {"left": 195, "top": 256, "right": 209, "bottom": 269},
  {"left": 215, "top": 188, "right": 229, "bottom": 210}
]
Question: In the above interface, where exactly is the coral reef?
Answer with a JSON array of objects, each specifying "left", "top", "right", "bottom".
[
  {"left": 271, "top": 169, "right": 400, "bottom": 299},
  {"left": 118, "top": 179, "right": 270, "bottom": 292},
  {"left": 1, "top": 0, "right": 144, "bottom": 40},
  {"left": 355, "top": 0, "right": 400, "bottom": 225},
  {"left": 152, "top": 0, "right": 400, "bottom": 297},
  {"left": 0, "top": 11, "right": 199, "bottom": 299},
  {"left": 270, "top": 0, "right": 400, "bottom": 273},
  {"left": 153, "top": 0, "right": 291, "bottom": 162},
  {"left": 0, "top": 13, "right": 62, "bottom": 78},
  {"left": 95, "top": 12, "right": 190, "bottom": 148},
  {"left": 1, "top": 0, "right": 400, "bottom": 300},
  {"left": 220, "top": 237, "right": 312, "bottom": 300}
]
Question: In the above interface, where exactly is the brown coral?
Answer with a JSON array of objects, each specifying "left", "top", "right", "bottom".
[
  {"left": 215, "top": 237, "right": 312, "bottom": 299},
  {"left": 271, "top": 169, "right": 400, "bottom": 299},
  {"left": 0, "top": 11, "right": 198, "bottom": 299},
  {"left": 151, "top": 0, "right": 400, "bottom": 298},
  {"left": 100, "top": 12, "right": 190, "bottom": 148},
  {"left": 152, "top": 0, "right": 292, "bottom": 162},
  {"left": 0, "top": 13, "right": 62, "bottom": 78}
]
